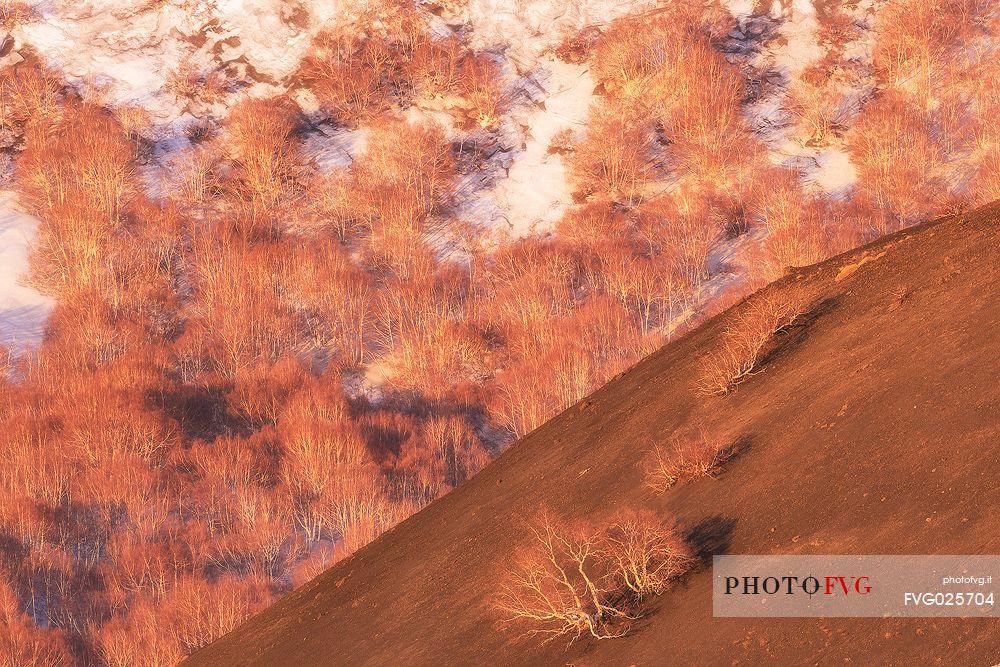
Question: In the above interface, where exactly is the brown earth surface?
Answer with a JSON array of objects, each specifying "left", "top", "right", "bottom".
[{"left": 185, "top": 205, "right": 1000, "bottom": 666}]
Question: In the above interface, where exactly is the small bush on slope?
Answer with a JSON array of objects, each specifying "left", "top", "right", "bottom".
[
  {"left": 696, "top": 287, "right": 811, "bottom": 396},
  {"left": 644, "top": 429, "right": 736, "bottom": 492},
  {"left": 495, "top": 509, "right": 693, "bottom": 643},
  {"left": 603, "top": 509, "right": 695, "bottom": 598}
]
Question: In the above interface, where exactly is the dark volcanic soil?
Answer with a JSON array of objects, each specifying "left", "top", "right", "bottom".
[{"left": 185, "top": 205, "right": 1000, "bottom": 667}]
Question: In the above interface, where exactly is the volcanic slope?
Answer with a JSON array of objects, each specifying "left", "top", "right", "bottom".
[{"left": 187, "top": 205, "right": 1000, "bottom": 666}]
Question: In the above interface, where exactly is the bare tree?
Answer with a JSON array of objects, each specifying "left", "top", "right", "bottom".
[
  {"left": 603, "top": 510, "right": 695, "bottom": 597},
  {"left": 847, "top": 92, "right": 945, "bottom": 229},
  {"left": 495, "top": 511, "right": 631, "bottom": 642}
]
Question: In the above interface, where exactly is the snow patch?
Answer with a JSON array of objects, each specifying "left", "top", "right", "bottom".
[
  {"left": 465, "top": 0, "right": 657, "bottom": 61},
  {"left": 15, "top": 0, "right": 341, "bottom": 129},
  {"left": 457, "top": 58, "right": 593, "bottom": 237},
  {"left": 0, "top": 193, "right": 53, "bottom": 351},
  {"left": 727, "top": 0, "right": 863, "bottom": 196},
  {"left": 809, "top": 147, "right": 857, "bottom": 196},
  {"left": 303, "top": 126, "right": 368, "bottom": 172},
  {"left": 775, "top": 0, "right": 824, "bottom": 80}
]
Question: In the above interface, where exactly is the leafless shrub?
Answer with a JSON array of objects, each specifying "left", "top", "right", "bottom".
[
  {"left": 353, "top": 117, "right": 455, "bottom": 220},
  {"left": 696, "top": 288, "right": 811, "bottom": 396},
  {"left": 222, "top": 97, "right": 300, "bottom": 236},
  {"left": 592, "top": 15, "right": 684, "bottom": 100},
  {"left": 637, "top": 192, "right": 719, "bottom": 294},
  {"left": 552, "top": 25, "right": 602, "bottom": 64},
  {"left": 166, "top": 64, "right": 227, "bottom": 103},
  {"left": 873, "top": 0, "right": 992, "bottom": 109},
  {"left": 408, "top": 35, "right": 464, "bottom": 98},
  {"left": 784, "top": 65, "right": 852, "bottom": 146},
  {"left": 495, "top": 510, "right": 631, "bottom": 642},
  {"left": 603, "top": 510, "right": 695, "bottom": 597},
  {"left": 0, "top": 1, "right": 37, "bottom": 31},
  {"left": 172, "top": 145, "right": 221, "bottom": 207},
  {"left": 571, "top": 104, "right": 656, "bottom": 205},
  {"left": 644, "top": 429, "right": 733, "bottom": 492},
  {"left": 112, "top": 104, "right": 153, "bottom": 144},
  {"left": 300, "top": 28, "right": 400, "bottom": 124},
  {"left": 746, "top": 169, "right": 832, "bottom": 286},
  {"left": 970, "top": 145, "right": 1000, "bottom": 205},
  {"left": 0, "top": 61, "right": 62, "bottom": 130},
  {"left": 655, "top": 38, "right": 750, "bottom": 187},
  {"left": 495, "top": 508, "right": 693, "bottom": 643},
  {"left": 456, "top": 52, "right": 507, "bottom": 129},
  {"left": 847, "top": 91, "right": 944, "bottom": 227}
]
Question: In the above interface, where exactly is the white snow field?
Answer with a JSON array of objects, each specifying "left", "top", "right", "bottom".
[
  {"left": 0, "top": 0, "right": 871, "bottom": 343},
  {"left": 723, "top": 0, "right": 882, "bottom": 196},
  {"left": 15, "top": 0, "right": 341, "bottom": 122},
  {"left": 0, "top": 192, "right": 53, "bottom": 351},
  {"left": 8, "top": 0, "right": 869, "bottom": 220}
]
